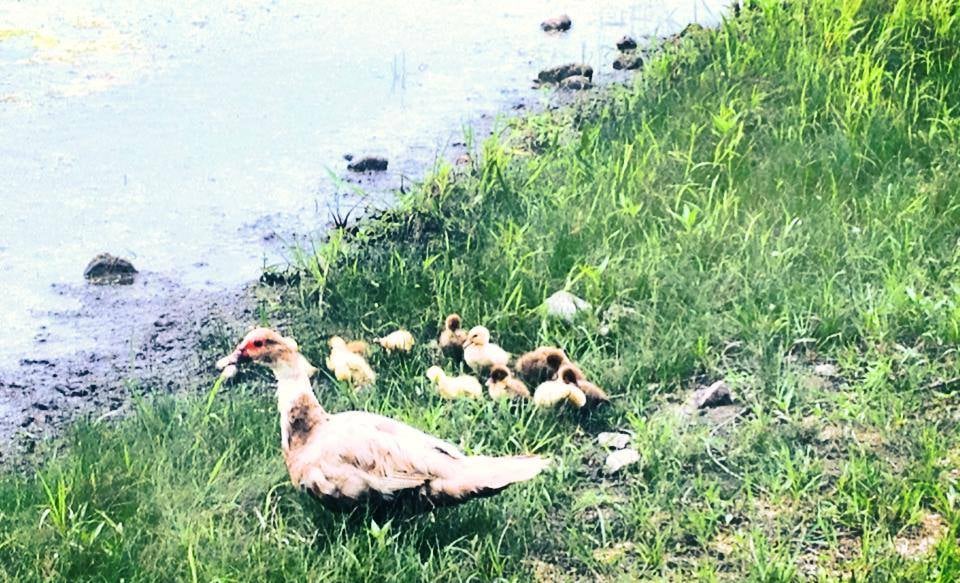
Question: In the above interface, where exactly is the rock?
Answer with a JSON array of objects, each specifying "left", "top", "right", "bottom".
[
  {"left": 692, "top": 381, "right": 734, "bottom": 409},
  {"left": 559, "top": 75, "right": 593, "bottom": 91},
  {"left": 540, "top": 14, "right": 572, "bottom": 32},
  {"left": 597, "top": 432, "right": 632, "bottom": 449},
  {"left": 537, "top": 63, "right": 593, "bottom": 84},
  {"left": 604, "top": 448, "right": 640, "bottom": 474},
  {"left": 83, "top": 253, "right": 137, "bottom": 285},
  {"left": 543, "top": 290, "right": 591, "bottom": 322},
  {"left": 814, "top": 363, "right": 838, "bottom": 377},
  {"left": 347, "top": 156, "right": 388, "bottom": 172},
  {"left": 613, "top": 52, "right": 644, "bottom": 71},
  {"left": 616, "top": 35, "right": 637, "bottom": 51}
]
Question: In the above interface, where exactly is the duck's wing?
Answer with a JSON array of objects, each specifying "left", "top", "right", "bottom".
[{"left": 291, "top": 411, "right": 464, "bottom": 500}]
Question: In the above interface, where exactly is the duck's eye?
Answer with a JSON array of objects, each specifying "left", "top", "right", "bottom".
[{"left": 253, "top": 340, "right": 264, "bottom": 348}]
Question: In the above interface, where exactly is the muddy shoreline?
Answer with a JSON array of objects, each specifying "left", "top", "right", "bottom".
[{"left": 0, "top": 273, "right": 256, "bottom": 462}]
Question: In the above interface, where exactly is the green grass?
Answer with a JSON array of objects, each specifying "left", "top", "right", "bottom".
[{"left": 4, "top": 0, "right": 960, "bottom": 579}]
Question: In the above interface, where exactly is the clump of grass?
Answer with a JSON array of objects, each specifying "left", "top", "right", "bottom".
[{"left": 4, "top": 0, "right": 960, "bottom": 579}]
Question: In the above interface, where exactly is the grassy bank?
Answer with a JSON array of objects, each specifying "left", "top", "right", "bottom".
[{"left": 4, "top": 0, "right": 960, "bottom": 579}]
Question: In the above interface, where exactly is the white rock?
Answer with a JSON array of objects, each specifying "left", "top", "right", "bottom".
[
  {"left": 692, "top": 381, "right": 733, "bottom": 409},
  {"left": 544, "top": 290, "right": 591, "bottom": 322},
  {"left": 597, "top": 432, "right": 632, "bottom": 449},
  {"left": 814, "top": 363, "right": 838, "bottom": 377},
  {"left": 604, "top": 448, "right": 640, "bottom": 475}
]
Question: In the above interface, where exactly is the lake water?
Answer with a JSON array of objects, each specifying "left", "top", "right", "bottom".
[{"left": 0, "top": 0, "right": 725, "bottom": 368}]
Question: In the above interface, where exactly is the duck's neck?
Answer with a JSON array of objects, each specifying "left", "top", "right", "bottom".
[{"left": 272, "top": 353, "right": 326, "bottom": 416}]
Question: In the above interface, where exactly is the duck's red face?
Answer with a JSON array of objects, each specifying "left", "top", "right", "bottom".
[{"left": 217, "top": 327, "right": 292, "bottom": 370}]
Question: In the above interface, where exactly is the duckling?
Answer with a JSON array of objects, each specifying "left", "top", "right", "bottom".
[
  {"left": 327, "top": 336, "right": 376, "bottom": 388},
  {"left": 426, "top": 366, "right": 483, "bottom": 400},
  {"left": 533, "top": 377, "right": 586, "bottom": 409},
  {"left": 346, "top": 340, "right": 370, "bottom": 355},
  {"left": 439, "top": 314, "right": 468, "bottom": 360},
  {"left": 376, "top": 329, "right": 415, "bottom": 353},
  {"left": 558, "top": 365, "right": 609, "bottom": 407},
  {"left": 486, "top": 365, "right": 531, "bottom": 400},
  {"left": 325, "top": 338, "right": 369, "bottom": 368},
  {"left": 515, "top": 347, "right": 569, "bottom": 385},
  {"left": 463, "top": 326, "right": 510, "bottom": 372}
]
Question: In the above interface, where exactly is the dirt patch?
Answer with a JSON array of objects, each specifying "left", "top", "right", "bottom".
[{"left": 0, "top": 273, "right": 254, "bottom": 463}]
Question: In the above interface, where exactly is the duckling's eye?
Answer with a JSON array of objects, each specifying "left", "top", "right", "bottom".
[{"left": 253, "top": 340, "right": 264, "bottom": 348}]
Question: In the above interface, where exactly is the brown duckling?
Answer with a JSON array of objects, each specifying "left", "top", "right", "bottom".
[
  {"left": 439, "top": 314, "right": 468, "bottom": 360},
  {"left": 558, "top": 365, "right": 609, "bottom": 407},
  {"left": 515, "top": 347, "right": 569, "bottom": 385},
  {"left": 486, "top": 364, "right": 531, "bottom": 400}
]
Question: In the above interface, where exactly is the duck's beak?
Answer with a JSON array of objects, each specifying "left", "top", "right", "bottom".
[{"left": 216, "top": 345, "right": 250, "bottom": 370}]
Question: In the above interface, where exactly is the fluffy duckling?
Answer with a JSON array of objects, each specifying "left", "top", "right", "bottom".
[
  {"left": 346, "top": 340, "right": 370, "bottom": 355},
  {"left": 327, "top": 336, "right": 376, "bottom": 388},
  {"left": 463, "top": 326, "right": 510, "bottom": 372},
  {"left": 558, "top": 365, "right": 609, "bottom": 407},
  {"left": 515, "top": 347, "right": 569, "bottom": 385},
  {"left": 426, "top": 366, "right": 483, "bottom": 400},
  {"left": 486, "top": 365, "right": 531, "bottom": 400},
  {"left": 533, "top": 377, "right": 586, "bottom": 409},
  {"left": 376, "top": 329, "right": 415, "bottom": 353},
  {"left": 439, "top": 314, "right": 468, "bottom": 360}
]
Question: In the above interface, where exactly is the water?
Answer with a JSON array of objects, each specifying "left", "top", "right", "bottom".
[{"left": 0, "top": 0, "right": 725, "bottom": 368}]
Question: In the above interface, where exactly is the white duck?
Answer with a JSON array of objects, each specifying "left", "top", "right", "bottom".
[
  {"left": 217, "top": 328, "right": 548, "bottom": 512},
  {"left": 463, "top": 326, "right": 510, "bottom": 372}
]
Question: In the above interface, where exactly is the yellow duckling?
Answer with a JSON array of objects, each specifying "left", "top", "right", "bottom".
[
  {"left": 486, "top": 365, "right": 531, "bottom": 400},
  {"left": 346, "top": 340, "right": 370, "bottom": 355},
  {"left": 327, "top": 336, "right": 376, "bottom": 389},
  {"left": 533, "top": 376, "right": 586, "bottom": 409},
  {"left": 426, "top": 366, "right": 483, "bottom": 400},
  {"left": 463, "top": 326, "right": 510, "bottom": 373},
  {"left": 439, "top": 314, "right": 468, "bottom": 361},
  {"left": 515, "top": 346, "right": 569, "bottom": 385},
  {"left": 376, "top": 329, "right": 415, "bottom": 353}
]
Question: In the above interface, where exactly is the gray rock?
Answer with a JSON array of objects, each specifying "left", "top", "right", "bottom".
[
  {"left": 538, "top": 63, "right": 593, "bottom": 84},
  {"left": 598, "top": 432, "right": 632, "bottom": 449},
  {"left": 543, "top": 290, "right": 591, "bottom": 322},
  {"left": 540, "top": 14, "right": 572, "bottom": 32},
  {"left": 616, "top": 35, "right": 637, "bottom": 51},
  {"left": 613, "top": 52, "right": 644, "bottom": 71},
  {"left": 604, "top": 448, "right": 640, "bottom": 474},
  {"left": 814, "top": 363, "right": 838, "bottom": 377},
  {"left": 559, "top": 75, "right": 593, "bottom": 91},
  {"left": 693, "top": 381, "right": 734, "bottom": 409},
  {"left": 347, "top": 156, "right": 388, "bottom": 172},
  {"left": 83, "top": 253, "right": 137, "bottom": 285}
]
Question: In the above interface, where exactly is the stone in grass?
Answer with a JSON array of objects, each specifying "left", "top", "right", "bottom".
[
  {"left": 543, "top": 290, "right": 591, "bottom": 322},
  {"left": 559, "top": 75, "right": 593, "bottom": 91},
  {"left": 597, "top": 432, "right": 632, "bottom": 450},
  {"left": 692, "top": 381, "right": 733, "bottom": 409},
  {"left": 604, "top": 448, "right": 640, "bottom": 475},
  {"left": 537, "top": 63, "right": 593, "bottom": 84},
  {"left": 83, "top": 253, "right": 137, "bottom": 285},
  {"left": 347, "top": 156, "right": 388, "bottom": 172},
  {"left": 540, "top": 14, "right": 572, "bottom": 32},
  {"left": 613, "top": 52, "right": 644, "bottom": 71},
  {"left": 616, "top": 35, "right": 638, "bottom": 51},
  {"left": 814, "top": 363, "right": 838, "bottom": 377}
]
